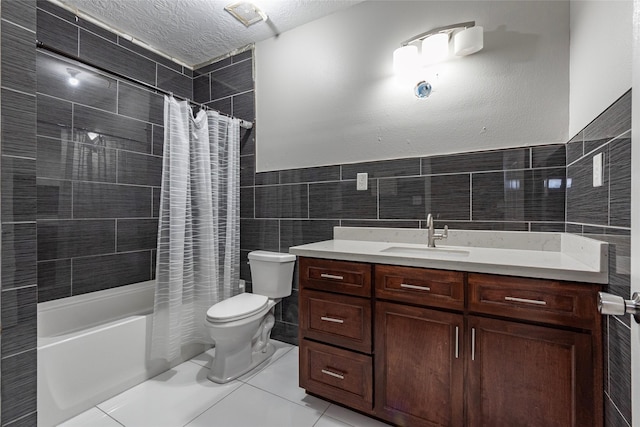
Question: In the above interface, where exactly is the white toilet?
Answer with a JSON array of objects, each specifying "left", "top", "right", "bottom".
[{"left": 205, "top": 250, "right": 296, "bottom": 383}]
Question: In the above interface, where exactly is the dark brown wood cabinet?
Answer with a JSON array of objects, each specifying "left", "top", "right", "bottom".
[
  {"left": 375, "top": 301, "right": 464, "bottom": 427},
  {"left": 298, "top": 258, "right": 374, "bottom": 412},
  {"left": 298, "top": 257, "right": 603, "bottom": 427},
  {"left": 466, "top": 316, "right": 595, "bottom": 427}
]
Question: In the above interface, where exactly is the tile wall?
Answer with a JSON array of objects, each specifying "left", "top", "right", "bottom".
[
  {"left": 1, "top": 1, "right": 191, "bottom": 423},
  {"left": 35, "top": 0, "right": 193, "bottom": 302},
  {"left": 240, "top": 145, "right": 568, "bottom": 343},
  {"left": 1, "top": 0, "right": 38, "bottom": 424},
  {"left": 566, "top": 90, "right": 632, "bottom": 427}
]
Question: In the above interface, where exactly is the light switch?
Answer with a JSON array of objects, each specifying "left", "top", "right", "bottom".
[
  {"left": 357, "top": 173, "right": 368, "bottom": 191},
  {"left": 593, "top": 153, "right": 603, "bottom": 187}
]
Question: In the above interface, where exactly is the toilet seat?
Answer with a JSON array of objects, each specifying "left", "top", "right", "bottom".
[{"left": 206, "top": 293, "right": 269, "bottom": 323}]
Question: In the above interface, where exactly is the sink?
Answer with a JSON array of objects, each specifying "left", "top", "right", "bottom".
[{"left": 381, "top": 245, "right": 470, "bottom": 257}]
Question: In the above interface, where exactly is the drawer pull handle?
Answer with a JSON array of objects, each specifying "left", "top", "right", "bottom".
[
  {"left": 471, "top": 327, "right": 476, "bottom": 361},
  {"left": 321, "top": 369, "right": 345, "bottom": 380},
  {"left": 320, "top": 316, "right": 344, "bottom": 324},
  {"left": 320, "top": 273, "right": 344, "bottom": 281},
  {"left": 504, "top": 296, "right": 547, "bottom": 306},
  {"left": 400, "top": 283, "right": 431, "bottom": 291},
  {"left": 455, "top": 326, "right": 459, "bottom": 359}
]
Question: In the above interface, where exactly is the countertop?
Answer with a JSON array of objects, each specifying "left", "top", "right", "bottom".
[{"left": 289, "top": 227, "right": 609, "bottom": 284}]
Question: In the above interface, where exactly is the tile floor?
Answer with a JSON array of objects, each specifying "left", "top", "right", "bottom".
[{"left": 59, "top": 341, "right": 390, "bottom": 427}]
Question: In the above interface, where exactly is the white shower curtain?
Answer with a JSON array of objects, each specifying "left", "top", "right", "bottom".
[{"left": 151, "top": 96, "right": 240, "bottom": 361}]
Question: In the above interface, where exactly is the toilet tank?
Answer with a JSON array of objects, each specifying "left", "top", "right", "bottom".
[{"left": 248, "top": 251, "right": 296, "bottom": 298}]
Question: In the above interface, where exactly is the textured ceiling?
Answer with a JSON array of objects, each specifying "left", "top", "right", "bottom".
[{"left": 56, "top": 0, "right": 364, "bottom": 67}]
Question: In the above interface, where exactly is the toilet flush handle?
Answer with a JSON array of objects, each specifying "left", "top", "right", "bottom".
[{"left": 597, "top": 291, "right": 640, "bottom": 323}]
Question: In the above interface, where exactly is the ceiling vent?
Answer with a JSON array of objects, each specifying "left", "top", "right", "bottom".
[{"left": 224, "top": 2, "right": 268, "bottom": 27}]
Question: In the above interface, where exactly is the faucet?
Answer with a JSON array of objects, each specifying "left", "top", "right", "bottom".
[{"left": 426, "top": 213, "right": 449, "bottom": 247}]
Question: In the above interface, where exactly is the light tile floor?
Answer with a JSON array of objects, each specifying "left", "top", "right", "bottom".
[{"left": 59, "top": 341, "right": 390, "bottom": 427}]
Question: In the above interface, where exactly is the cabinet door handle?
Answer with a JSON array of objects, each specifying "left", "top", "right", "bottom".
[
  {"left": 400, "top": 283, "right": 431, "bottom": 291},
  {"left": 471, "top": 327, "right": 476, "bottom": 361},
  {"left": 504, "top": 296, "right": 547, "bottom": 306},
  {"left": 320, "top": 273, "right": 344, "bottom": 281},
  {"left": 320, "top": 316, "right": 344, "bottom": 324},
  {"left": 321, "top": 369, "right": 345, "bottom": 380},
  {"left": 455, "top": 326, "right": 459, "bottom": 359}
]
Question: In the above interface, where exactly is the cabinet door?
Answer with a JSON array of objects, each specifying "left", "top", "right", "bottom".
[
  {"left": 467, "top": 316, "right": 596, "bottom": 427},
  {"left": 375, "top": 301, "right": 464, "bottom": 427}
]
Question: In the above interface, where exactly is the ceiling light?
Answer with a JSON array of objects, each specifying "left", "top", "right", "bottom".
[
  {"left": 225, "top": 2, "right": 268, "bottom": 27},
  {"left": 67, "top": 68, "right": 80, "bottom": 87}
]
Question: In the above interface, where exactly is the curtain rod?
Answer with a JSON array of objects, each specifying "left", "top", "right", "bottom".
[{"left": 35, "top": 41, "right": 254, "bottom": 130}]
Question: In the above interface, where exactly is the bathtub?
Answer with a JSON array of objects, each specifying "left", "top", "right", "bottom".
[{"left": 37, "top": 280, "right": 206, "bottom": 426}]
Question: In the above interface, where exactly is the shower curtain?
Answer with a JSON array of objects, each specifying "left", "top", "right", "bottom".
[{"left": 151, "top": 96, "right": 240, "bottom": 361}]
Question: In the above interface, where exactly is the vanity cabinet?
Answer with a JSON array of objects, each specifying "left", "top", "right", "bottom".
[
  {"left": 298, "top": 257, "right": 374, "bottom": 412},
  {"left": 298, "top": 257, "right": 603, "bottom": 427}
]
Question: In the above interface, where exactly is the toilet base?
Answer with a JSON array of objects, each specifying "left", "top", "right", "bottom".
[{"left": 207, "top": 341, "right": 275, "bottom": 384}]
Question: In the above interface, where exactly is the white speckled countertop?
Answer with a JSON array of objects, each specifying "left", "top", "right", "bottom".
[{"left": 289, "top": 227, "right": 609, "bottom": 284}]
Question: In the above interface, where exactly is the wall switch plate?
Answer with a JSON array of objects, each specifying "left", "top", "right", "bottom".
[
  {"left": 593, "top": 153, "right": 603, "bottom": 187},
  {"left": 357, "top": 173, "right": 368, "bottom": 191}
]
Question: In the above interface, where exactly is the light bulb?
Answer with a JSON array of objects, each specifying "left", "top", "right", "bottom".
[
  {"left": 454, "top": 26, "right": 483, "bottom": 56},
  {"left": 422, "top": 33, "right": 449, "bottom": 65}
]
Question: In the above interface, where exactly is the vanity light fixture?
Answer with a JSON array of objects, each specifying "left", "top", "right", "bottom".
[{"left": 393, "top": 21, "right": 483, "bottom": 98}]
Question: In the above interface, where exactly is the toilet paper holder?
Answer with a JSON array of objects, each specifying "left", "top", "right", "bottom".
[{"left": 598, "top": 291, "right": 640, "bottom": 323}]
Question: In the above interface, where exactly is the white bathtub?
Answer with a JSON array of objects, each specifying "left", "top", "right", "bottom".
[{"left": 37, "top": 280, "right": 206, "bottom": 426}]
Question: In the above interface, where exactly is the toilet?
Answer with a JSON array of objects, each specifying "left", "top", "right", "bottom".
[{"left": 205, "top": 250, "right": 296, "bottom": 383}]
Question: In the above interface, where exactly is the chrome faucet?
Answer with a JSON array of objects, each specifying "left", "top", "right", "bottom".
[{"left": 426, "top": 213, "right": 448, "bottom": 247}]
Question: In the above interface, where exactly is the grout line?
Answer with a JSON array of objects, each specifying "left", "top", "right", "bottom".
[
  {"left": 611, "top": 314, "right": 632, "bottom": 331},
  {"left": 566, "top": 128, "right": 631, "bottom": 168},
  {"left": 1, "top": 283, "right": 37, "bottom": 293},
  {"left": 1, "top": 410, "right": 38, "bottom": 427},
  {"left": 95, "top": 406, "right": 126, "bottom": 427},
  {"left": 1, "top": 346, "right": 36, "bottom": 360},
  {"left": 469, "top": 173, "right": 473, "bottom": 221},
  {"left": 0, "top": 85, "right": 38, "bottom": 98},
  {"left": 1, "top": 153, "right": 36, "bottom": 161},
  {"left": 38, "top": 248, "right": 154, "bottom": 264},
  {"left": 180, "top": 382, "right": 246, "bottom": 427},
  {"left": 37, "top": 217, "right": 158, "bottom": 222},
  {"left": 0, "top": 17, "right": 36, "bottom": 34},
  {"left": 604, "top": 391, "right": 632, "bottom": 427}
]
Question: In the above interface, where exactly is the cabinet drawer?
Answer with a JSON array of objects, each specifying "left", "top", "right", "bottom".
[
  {"left": 300, "top": 289, "right": 371, "bottom": 353},
  {"left": 375, "top": 264, "right": 464, "bottom": 310},
  {"left": 300, "top": 257, "right": 372, "bottom": 297},
  {"left": 468, "top": 273, "right": 600, "bottom": 329},
  {"left": 300, "top": 340, "right": 373, "bottom": 412}
]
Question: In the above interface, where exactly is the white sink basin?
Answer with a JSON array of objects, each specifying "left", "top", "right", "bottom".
[{"left": 380, "top": 245, "right": 470, "bottom": 257}]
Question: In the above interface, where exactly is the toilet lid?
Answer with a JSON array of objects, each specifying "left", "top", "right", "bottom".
[{"left": 206, "top": 293, "right": 269, "bottom": 323}]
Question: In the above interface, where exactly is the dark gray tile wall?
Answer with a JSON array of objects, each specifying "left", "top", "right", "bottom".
[
  {"left": 1, "top": 0, "right": 38, "bottom": 424},
  {"left": 10, "top": 3, "right": 193, "bottom": 421},
  {"left": 566, "top": 90, "right": 632, "bottom": 427},
  {"left": 34, "top": 1, "right": 190, "bottom": 305}
]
